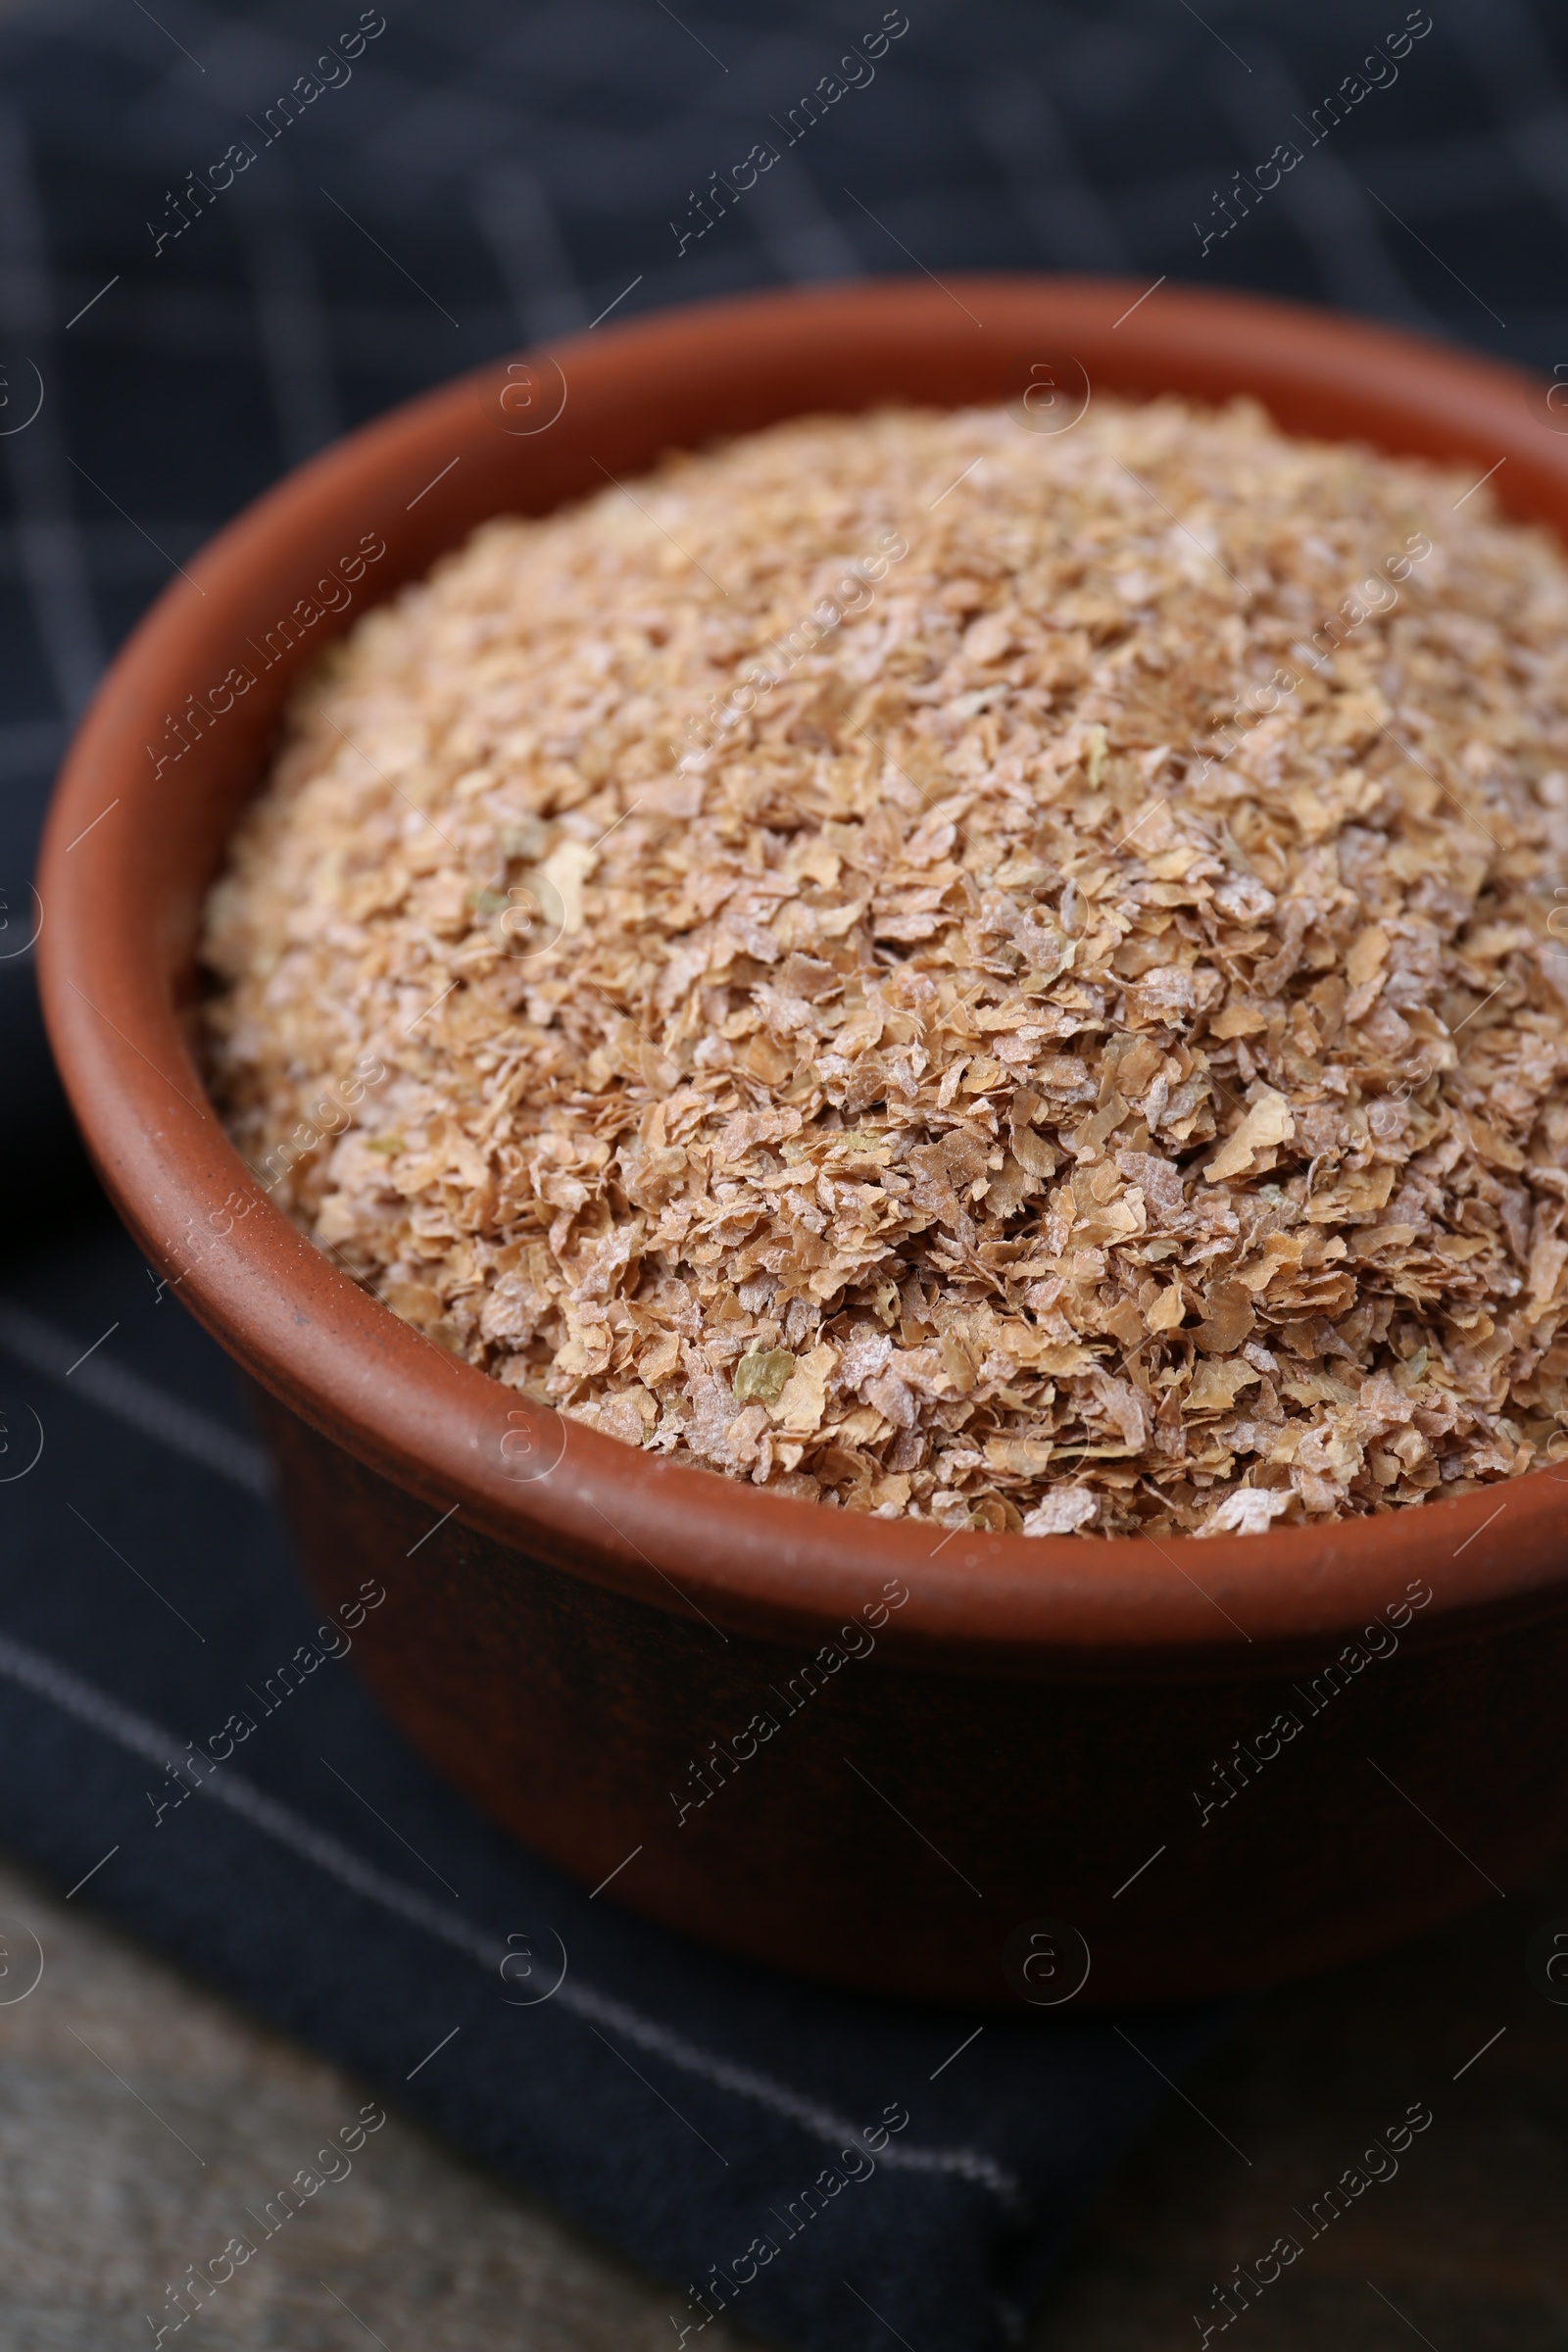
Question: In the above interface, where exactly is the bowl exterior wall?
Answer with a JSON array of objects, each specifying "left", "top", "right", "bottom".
[{"left": 252, "top": 1385, "right": 1560, "bottom": 2006}]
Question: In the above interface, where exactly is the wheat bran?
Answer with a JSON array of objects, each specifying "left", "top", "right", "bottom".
[{"left": 202, "top": 398, "right": 1568, "bottom": 1537}]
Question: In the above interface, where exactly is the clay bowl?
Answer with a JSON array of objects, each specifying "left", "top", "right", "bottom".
[{"left": 37, "top": 276, "right": 1568, "bottom": 2008}]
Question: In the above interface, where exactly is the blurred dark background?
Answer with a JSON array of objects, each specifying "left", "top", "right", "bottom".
[{"left": 3, "top": 0, "right": 1564, "bottom": 1230}]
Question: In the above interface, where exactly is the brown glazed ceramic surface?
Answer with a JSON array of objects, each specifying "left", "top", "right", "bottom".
[{"left": 37, "top": 278, "right": 1568, "bottom": 2007}]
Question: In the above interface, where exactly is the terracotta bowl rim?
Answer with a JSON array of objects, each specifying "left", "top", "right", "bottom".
[{"left": 35, "top": 270, "right": 1568, "bottom": 1667}]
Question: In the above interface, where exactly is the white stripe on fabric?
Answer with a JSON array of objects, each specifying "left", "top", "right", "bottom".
[
  {"left": 0, "top": 1298, "right": 273, "bottom": 1497},
  {"left": 0, "top": 102, "right": 106, "bottom": 715}
]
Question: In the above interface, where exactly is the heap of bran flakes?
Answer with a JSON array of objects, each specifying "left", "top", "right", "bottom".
[{"left": 202, "top": 398, "right": 1568, "bottom": 1539}]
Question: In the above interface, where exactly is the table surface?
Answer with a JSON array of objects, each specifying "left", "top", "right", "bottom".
[{"left": 1, "top": 1846, "right": 1564, "bottom": 2351}]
